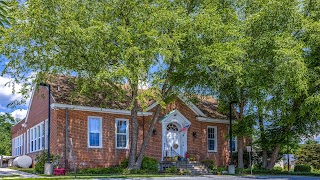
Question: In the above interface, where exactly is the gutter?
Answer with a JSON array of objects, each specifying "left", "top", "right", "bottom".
[
  {"left": 196, "top": 117, "right": 233, "bottom": 124},
  {"left": 51, "top": 103, "right": 152, "bottom": 116}
]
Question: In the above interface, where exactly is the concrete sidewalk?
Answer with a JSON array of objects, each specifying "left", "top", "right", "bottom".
[{"left": 0, "top": 167, "right": 39, "bottom": 178}]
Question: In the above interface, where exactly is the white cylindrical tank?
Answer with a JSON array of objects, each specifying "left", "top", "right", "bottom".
[{"left": 13, "top": 155, "right": 32, "bottom": 168}]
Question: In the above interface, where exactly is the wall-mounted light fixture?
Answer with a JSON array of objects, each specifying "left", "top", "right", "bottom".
[
  {"left": 153, "top": 129, "right": 157, "bottom": 135},
  {"left": 192, "top": 132, "right": 197, "bottom": 138}
]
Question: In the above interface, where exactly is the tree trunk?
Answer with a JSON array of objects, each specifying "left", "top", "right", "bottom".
[
  {"left": 128, "top": 84, "right": 139, "bottom": 170},
  {"left": 262, "top": 150, "right": 268, "bottom": 169},
  {"left": 135, "top": 105, "right": 162, "bottom": 168},
  {"left": 267, "top": 144, "right": 280, "bottom": 170},
  {"left": 237, "top": 100, "right": 245, "bottom": 168},
  {"left": 258, "top": 107, "right": 268, "bottom": 169},
  {"left": 237, "top": 136, "right": 244, "bottom": 168}
]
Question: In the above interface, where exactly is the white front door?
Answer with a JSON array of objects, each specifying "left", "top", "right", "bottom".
[
  {"left": 161, "top": 110, "right": 191, "bottom": 160},
  {"left": 164, "top": 123, "right": 183, "bottom": 157}
]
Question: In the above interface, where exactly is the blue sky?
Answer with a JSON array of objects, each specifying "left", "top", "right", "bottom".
[{"left": 0, "top": 60, "right": 29, "bottom": 120}]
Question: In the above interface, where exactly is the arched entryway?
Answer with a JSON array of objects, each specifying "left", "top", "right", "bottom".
[{"left": 161, "top": 110, "right": 191, "bottom": 160}]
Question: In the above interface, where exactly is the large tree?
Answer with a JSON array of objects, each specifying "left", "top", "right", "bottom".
[
  {"left": 1, "top": 0, "right": 238, "bottom": 169},
  {"left": 0, "top": 113, "right": 15, "bottom": 155}
]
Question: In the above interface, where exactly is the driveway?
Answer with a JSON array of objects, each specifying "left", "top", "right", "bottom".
[{"left": 0, "top": 167, "right": 39, "bottom": 178}]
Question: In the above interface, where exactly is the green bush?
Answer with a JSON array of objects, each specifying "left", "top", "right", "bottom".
[
  {"left": 273, "top": 166, "right": 283, "bottom": 171},
  {"left": 201, "top": 159, "right": 215, "bottom": 170},
  {"left": 141, "top": 156, "right": 158, "bottom": 173},
  {"left": 34, "top": 151, "right": 60, "bottom": 174},
  {"left": 78, "top": 166, "right": 124, "bottom": 174},
  {"left": 120, "top": 158, "right": 129, "bottom": 168},
  {"left": 120, "top": 156, "right": 158, "bottom": 173},
  {"left": 294, "top": 164, "right": 311, "bottom": 172},
  {"left": 165, "top": 166, "right": 178, "bottom": 174},
  {"left": 295, "top": 143, "right": 320, "bottom": 169}
]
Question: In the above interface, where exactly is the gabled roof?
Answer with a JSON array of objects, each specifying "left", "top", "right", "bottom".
[{"left": 36, "top": 75, "right": 227, "bottom": 120}]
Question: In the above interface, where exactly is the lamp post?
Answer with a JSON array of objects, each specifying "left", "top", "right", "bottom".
[
  {"left": 228, "top": 101, "right": 237, "bottom": 174},
  {"left": 39, "top": 83, "right": 52, "bottom": 175}
]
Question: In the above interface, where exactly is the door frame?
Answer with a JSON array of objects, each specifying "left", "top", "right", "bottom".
[{"left": 160, "top": 110, "right": 191, "bottom": 160}]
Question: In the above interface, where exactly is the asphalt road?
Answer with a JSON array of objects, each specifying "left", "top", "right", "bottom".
[{"left": 97, "top": 175, "right": 320, "bottom": 180}]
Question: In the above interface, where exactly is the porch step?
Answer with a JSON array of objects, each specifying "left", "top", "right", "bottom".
[{"left": 160, "top": 161, "right": 208, "bottom": 175}]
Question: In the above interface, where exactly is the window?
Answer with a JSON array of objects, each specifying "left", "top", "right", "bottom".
[
  {"left": 45, "top": 119, "right": 48, "bottom": 149},
  {"left": 228, "top": 127, "right": 237, "bottom": 152},
  {"left": 115, "top": 119, "right": 129, "bottom": 149},
  {"left": 29, "top": 122, "right": 44, "bottom": 152},
  {"left": 207, "top": 126, "right": 217, "bottom": 152},
  {"left": 27, "top": 130, "right": 29, "bottom": 153},
  {"left": 13, "top": 135, "right": 23, "bottom": 156},
  {"left": 231, "top": 136, "right": 237, "bottom": 152},
  {"left": 88, "top": 116, "right": 102, "bottom": 148}
]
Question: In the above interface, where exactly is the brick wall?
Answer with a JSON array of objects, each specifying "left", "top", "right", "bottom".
[
  {"left": 52, "top": 98, "right": 231, "bottom": 169},
  {"left": 13, "top": 91, "right": 236, "bottom": 169},
  {"left": 11, "top": 86, "right": 56, "bottom": 167}
]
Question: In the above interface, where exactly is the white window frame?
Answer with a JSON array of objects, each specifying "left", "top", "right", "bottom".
[
  {"left": 45, "top": 119, "right": 48, "bottom": 149},
  {"left": 27, "top": 130, "right": 29, "bottom": 153},
  {"left": 115, "top": 118, "right": 129, "bottom": 149},
  {"left": 29, "top": 122, "right": 44, "bottom": 153},
  {"left": 207, "top": 126, "right": 218, "bottom": 152},
  {"left": 13, "top": 135, "right": 23, "bottom": 156},
  {"left": 87, "top": 116, "right": 103, "bottom": 148}
]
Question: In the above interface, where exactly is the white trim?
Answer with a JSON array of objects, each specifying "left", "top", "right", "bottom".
[
  {"left": 146, "top": 102, "right": 158, "bottom": 111},
  {"left": 45, "top": 119, "right": 48, "bottom": 149},
  {"left": 196, "top": 117, "right": 230, "bottom": 124},
  {"left": 146, "top": 95, "right": 207, "bottom": 117},
  {"left": 51, "top": 103, "right": 152, "bottom": 116},
  {"left": 178, "top": 95, "right": 206, "bottom": 117},
  {"left": 207, "top": 126, "right": 218, "bottom": 152},
  {"left": 87, "top": 116, "right": 103, "bottom": 148},
  {"left": 115, "top": 118, "right": 129, "bottom": 149},
  {"left": 161, "top": 110, "right": 190, "bottom": 160},
  {"left": 29, "top": 122, "right": 44, "bottom": 153},
  {"left": 25, "top": 85, "right": 36, "bottom": 124}
]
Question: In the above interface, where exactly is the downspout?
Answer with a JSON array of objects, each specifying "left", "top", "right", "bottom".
[{"left": 65, "top": 108, "right": 69, "bottom": 169}]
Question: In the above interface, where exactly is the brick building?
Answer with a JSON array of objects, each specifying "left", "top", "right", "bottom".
[{"left": 11, "top": 75, "right": 236, "bottom": 169}]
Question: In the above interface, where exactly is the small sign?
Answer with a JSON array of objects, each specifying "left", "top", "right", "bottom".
[{"left": 246, "top": 146, "right": 252, "bottom": 152}]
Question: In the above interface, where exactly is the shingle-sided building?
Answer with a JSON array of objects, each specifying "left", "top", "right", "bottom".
[{"left": 11, "top": 75, "right": 237, "bottom": 169}]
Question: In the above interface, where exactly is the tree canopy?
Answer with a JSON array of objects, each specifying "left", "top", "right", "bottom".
[{"left": 0, "top": 0, "right": 319, "bottom": 170}]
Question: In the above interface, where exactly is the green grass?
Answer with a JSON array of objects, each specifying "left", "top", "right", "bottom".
[
  {"left": 1, "top": 173, "right": 177, "bottom": 180},
  {"left": 8, "top": 167, "right": 35, "bottom": 174}
]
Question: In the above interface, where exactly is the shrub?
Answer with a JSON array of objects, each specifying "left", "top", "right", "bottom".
[
  {"left": 165, "top": 166, "right": 178, "bottom": 174},
  {"left": 120, "top": 158, "right": 129, "bottom": 168},
  {"left": 273, "top": 166, "right": 283, "bottom": 171},
  {"left": 294, "top": 164, "right": 311, "bottom": 172},
  {"left": 120, "top": 156, "right": 158, "bottom": 173},
  {"left": 78, "top": 166, "right": 124, "bottom": 174},
  {"left": 34, "top": 151, "right": 60, "bottom": 174},
  {"left": 295, "top": 143, "right": 320, "bottom": 169},
  {"left": 141, "top": 156, "right": 158, "bottom": 173},
  {"left": 201, "top": 159, "right": 215, "bottom": 170}
]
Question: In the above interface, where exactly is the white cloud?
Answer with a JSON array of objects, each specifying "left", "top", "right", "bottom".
[
  {"left": 0, "top": 76, "right": 31, "bottom": 109},
  {"left": 10, "top": 109, "right": 27, "bottom": 120}
]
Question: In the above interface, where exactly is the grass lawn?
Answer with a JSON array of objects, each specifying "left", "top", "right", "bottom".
[
  {"left": 9, "top": 167, "right": 35, "bottom": 174},
  {"left": 1, "top": 173, "right": 179, "bottom": 180}
]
